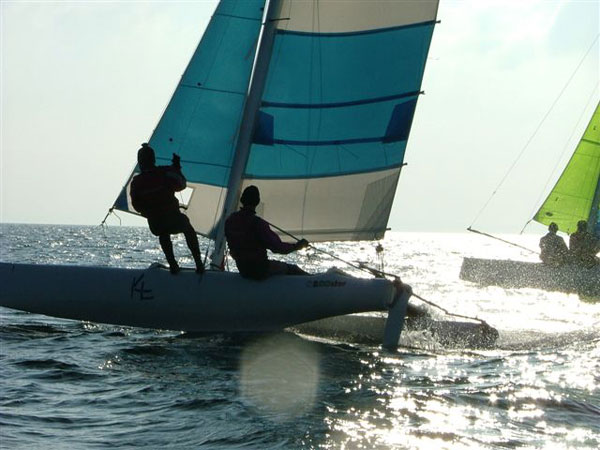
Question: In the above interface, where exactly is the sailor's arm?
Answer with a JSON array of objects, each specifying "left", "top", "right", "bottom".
[
  {"left": 256, "top": 218, "right": 298, "bottom": 254},
  {"left": 163, "top": 154, "right": 186, "bottom": 192}
]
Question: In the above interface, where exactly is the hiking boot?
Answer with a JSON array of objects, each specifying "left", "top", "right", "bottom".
[
  {"left": 169, "top": 262, "right": 180, "bottom": 275},
  {"left": 193, "top": 254, "right": 204, "bottom": 274}
]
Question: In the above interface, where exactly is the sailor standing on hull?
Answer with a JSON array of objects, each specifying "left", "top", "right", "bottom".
[
  {"left": 225, "top": 186, "right": 309, "bottom": 280},
  {"left": 130, "top": 143, "right": 204, "bottom": 274}
]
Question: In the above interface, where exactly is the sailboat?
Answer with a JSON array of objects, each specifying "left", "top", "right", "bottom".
[
  {"left": 460, "top": 102, "right": 600, "bottom": 297},
  {"left": 2, "top": 0, "right": 492, "bottom": 349}
]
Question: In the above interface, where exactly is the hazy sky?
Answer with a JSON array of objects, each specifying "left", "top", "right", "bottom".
[{"left": 1, "top": 0, "right": 598, "bottom": 234}]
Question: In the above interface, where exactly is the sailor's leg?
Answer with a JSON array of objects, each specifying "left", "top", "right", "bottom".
[
  {"left": 182, "top": 221, "right": 204, "bottom": 273},
  {"left": 266, "top": 260, "right": 289, "bottom": 277},
  {"left": 285, "top": 263, "right": 310, "bottom": 276},
  {"left": 159, "top": 234, "right": 180, "bottom": 274},
  {"left": 267, "top": 260, "right": 309, "bottom": 276}
]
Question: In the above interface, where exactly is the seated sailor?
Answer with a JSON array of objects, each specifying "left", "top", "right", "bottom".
[
  {"left": 225, "top": 186, "right": 310, "bottom": 280},
  {"left": 539, "top": 222, "right": 569, "bottom": 266},
  {"left": 569, "top": 220, "right": 600, "bottom": 268},
  {"left": 130, "top": 143, "right": 204, "bottom": 274}
]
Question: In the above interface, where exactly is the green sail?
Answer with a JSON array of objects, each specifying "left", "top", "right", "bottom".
[{"left": 534, "top": 102, "right": 600, "bottom": 235}]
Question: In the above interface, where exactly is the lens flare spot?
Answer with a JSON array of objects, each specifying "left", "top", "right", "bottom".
[{"left": 240, "top": 334, "right": 320, "bottom": 419}]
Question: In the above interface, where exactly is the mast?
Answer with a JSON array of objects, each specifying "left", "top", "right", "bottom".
[
  {"left": 585, "top": 103, "right": 600, "bottom": 236},
  {"left": 588, "top": 173, "right": 600, "bottom": 236},
  {"left": 210, "top": 0, "right": 282, "bottom": 269}
]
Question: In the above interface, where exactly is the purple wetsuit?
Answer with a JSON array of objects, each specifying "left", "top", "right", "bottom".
[{"left": 225, "top": 206, "right": 297, "bottom": 279}]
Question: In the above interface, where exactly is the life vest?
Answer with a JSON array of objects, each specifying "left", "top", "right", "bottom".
[
  {"left": 225, "top": 208, "right": 267, "bottom": 263},
  {"left": 130, "top": 166, "right": 185, "bottom": 218}
]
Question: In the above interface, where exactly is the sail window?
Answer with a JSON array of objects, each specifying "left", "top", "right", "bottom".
[
  {"left": 177, "top": 187, "right": 195, "bottom": 208},
  {"left": 383, "top": 99, "right": 418, "bottom": 143}
]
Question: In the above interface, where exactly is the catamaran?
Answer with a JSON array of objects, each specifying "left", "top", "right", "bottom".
[
  {"left": 460, "top": 102, "right": 600, "bottom": 298},
  {"left": 1, "top": 0, "right": 496, "bottom": 348}
]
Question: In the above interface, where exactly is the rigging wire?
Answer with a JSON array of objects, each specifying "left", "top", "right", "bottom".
[
  {"left": 100, "top": 207, "right": 122, "bottom": 227},
  {"left": 265, "top": 220, "right": 491, "bottom": 327},
  {"left": 466, "top": 227, "right": 538, "bottom": 254},
  {"left": 469, "top": 33, "right": 600, "bottom": 230},
  {"left": 520, "top": 83, "right": 600, "bottom": 234}
]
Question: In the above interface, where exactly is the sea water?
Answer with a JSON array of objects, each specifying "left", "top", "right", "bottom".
[{"left": 0, "top": 224, "right": 598, "bottom": 449}]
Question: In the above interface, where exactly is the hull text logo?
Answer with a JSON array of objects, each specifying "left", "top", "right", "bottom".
[{"left": 131, "top": 274, "right": 154, "bottom": 301}]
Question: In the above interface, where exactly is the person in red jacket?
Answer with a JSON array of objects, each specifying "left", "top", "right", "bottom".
[
  {"left": 130, "top": 143, "right": 204, "bottom": 274},
  {"left": 225, "top": 186, "right": 309, "bottom": 280}
]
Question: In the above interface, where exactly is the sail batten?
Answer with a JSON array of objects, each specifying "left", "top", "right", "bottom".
[
  {"left": 262, "top": 90, "right": 422, "bottom": 109},
  {"left": 277, "top": 19, "right": 439, "bottom": 37},
  {"left": 245, "top": 162, "right": 406, "bottom": 180},
  {"left": 178, "top": 84, "right": 248, "bottom": 96},
  {"left": 260, "top": 137, "right": 405, "bottom": 147}
]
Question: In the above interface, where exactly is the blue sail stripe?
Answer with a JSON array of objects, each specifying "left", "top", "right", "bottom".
[
  {"left": 278, "top": 20, "right": 437, "bottom": 38},
  {"left": 246, "top": 140, "right": 408, "bottom": 179},
  {"left": 262, "top": 91, "right": 421, "bottom": 109},
  {"left": 254, "top": 98, "right": 417, "bottom": 146},
  {"left": 263, "top": 22, "right": 435, "bottom": 104},
  {"left": 246, "top": 15, "right": 434, "bottom": 180}
]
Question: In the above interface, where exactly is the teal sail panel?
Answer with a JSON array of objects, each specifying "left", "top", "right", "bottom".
[
  {"left": 114, "top": 0, "right": 266, "bottom": 235},
  {"left": 240, "top": 0, "right": 439, "bottom": 241},
  {"left": 246, "top": 22, "right": 435, "bottom": 179}
]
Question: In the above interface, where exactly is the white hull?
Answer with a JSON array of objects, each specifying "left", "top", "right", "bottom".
[
  {"left": 0, "top": 263, "right": 409, "bottom": 347},
  {"left": 460, "top": 257, "right": 600, "bottom": 297},
  {"left": 292, "top": 313, "right": 499, "bottom": 349}
]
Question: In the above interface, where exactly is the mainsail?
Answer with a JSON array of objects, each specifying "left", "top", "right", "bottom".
[
  {"left": 533, "top": 101, "right": 600, "bottom": 237},
  {"left": 238, "top": 0, "right": 438, "bottom": 243},
  {"left": 112, "top": 0, "right": 439, "bottom": 249}
]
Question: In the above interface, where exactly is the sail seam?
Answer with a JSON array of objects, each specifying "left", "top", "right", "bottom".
[
  {"left": 179, "top": 84, "right": 246, "bottom": 96},
  {"left": 244, "top": 164, "right": 403, "bottom": 180},
  {"left": 270, "top": 227, "right": 386, "bottom": 235},
  {"left": 262, "top": 90, "right": 422, "bottom": 109},
  {"left": 581, "top": 138, "right": 600, "bottom": 147},
  {"left": 215, "top": 13, "right": 262, "bottom": 23}
]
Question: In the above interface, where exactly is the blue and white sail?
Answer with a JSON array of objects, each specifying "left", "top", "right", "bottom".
[
  {"left": 241, "top": 0, "right": 439, "bottom": 241},
  {"left": 112, "top": 0, "right": 439, "bottom": 244}
]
